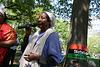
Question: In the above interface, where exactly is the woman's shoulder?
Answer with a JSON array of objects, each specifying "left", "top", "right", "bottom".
[
  {"left": 1, "top": 24, "right": 16, "bottom": 35},
  {"left": 2, "top": 24, "right": 15, "bottom": 31},
  {"left": 48, "top": 32, "right": 59, "bottom": 39},
  {"left": 3, "top": 24, "right": 12, "bottom": 28},
  {"left": 49, "top": 32, "right": 59, "bottom": 37},
  {"left": 1, "top": 24, "right": 13, "bottom": 30},
  {"left": 1, "top": 24, "right": 16, "bottom": 41}
]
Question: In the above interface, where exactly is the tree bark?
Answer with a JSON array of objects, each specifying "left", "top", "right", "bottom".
[{"left": 64, "top": 0, "right": 90, "bottom": 67}]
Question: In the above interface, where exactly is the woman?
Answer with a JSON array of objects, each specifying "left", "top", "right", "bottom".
[
  {"left": 19, "top": 12, "right": 62, "bottom": 67},
  {"left": 0, "top": 9, "right": 18, "bottom": 66}
]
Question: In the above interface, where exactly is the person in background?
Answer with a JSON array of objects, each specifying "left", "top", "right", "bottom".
[
  {"left": 0, "top": 7, "right": 18, "bottom": 67},
  {"left": 8, "top": 38, "right": 19, "bottom": 66},
  {"left": 70, "top": 60, "right": 80, "bottom": 67},
  {"left": 21, "top": 27, "right": 31, "bottom": 54},
  {"left": 88, "top": 60, "right": 96, "bottom": 67},
  {"left": 19, "top": 12, "right": 62, "bottom": 67}
]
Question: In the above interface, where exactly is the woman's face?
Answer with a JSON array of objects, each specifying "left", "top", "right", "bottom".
[
  {"left": 0, "top": 12, "right": 3, "bottom": 24},
  {"left": 38, "top": 13, "right": 50, "bottom": 31}
]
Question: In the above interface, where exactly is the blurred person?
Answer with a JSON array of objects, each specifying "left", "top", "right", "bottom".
[
  {"left": 88, "top": 60, "right": 96, "bottom": 67},
  {"left": 70, "top": 60, "right": 80, "bottom": 67},
  {"left": 0, "top": 7, "right": 18, "bottom": 67},
  {"left": 21, "top": 27, "right": 31, "bottom": 54},
  {"left": 8, "top": 38, "right": 19, "bottom": 66},
  {"left": 19, "top": 12, "right": 62, "bottom": 67}
]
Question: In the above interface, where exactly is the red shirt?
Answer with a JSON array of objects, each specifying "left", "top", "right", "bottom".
[{"left": 0, "top": 24, "right": 16, "bottom": 65}]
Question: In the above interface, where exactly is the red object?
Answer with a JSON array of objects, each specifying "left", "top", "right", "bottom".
[
  {"left": 69, "top": 44, "right": 87, "bottom": 51},
  {"left": 0, "top": 24, "right": 16, "bottom": 65}
]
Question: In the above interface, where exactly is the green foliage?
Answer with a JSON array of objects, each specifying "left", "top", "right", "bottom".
[
  {"left": 7, "top": 7, "right": 44, "bottom": 45},
  {"left": 54, "top": 0, "right": 73, "bottom": 19},
  {"left": 54, "top": 19, "right": 69, "bottom": 51},
  {"left": 89, "top": 0, "right": 100, "bottom": 16},
  {"left": 0, "top": 0, "right": 54, "bottom": 45},
  {"left": 54, "top": 0, "right": 100, "bottom": 19},
  {"left": 87, "top": 32, "right": 100, "bottom": 55},
  {"left": 0, "top": 0, "right": 55, "bottom": 22}
]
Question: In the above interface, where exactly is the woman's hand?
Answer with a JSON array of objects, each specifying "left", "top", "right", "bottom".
[
  {"left": 25, "top": 25, "right": 31, "bottom": 36},
  {"left": 24, "top": 52, "right": 40, "bottom": 61}
]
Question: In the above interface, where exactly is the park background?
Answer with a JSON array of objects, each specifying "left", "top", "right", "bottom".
[{"left": 0, "top": 0, "right": 100, "bottom": 67}]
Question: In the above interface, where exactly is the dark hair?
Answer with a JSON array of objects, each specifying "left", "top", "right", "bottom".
[{"left": 73, "top": 60, "right": 79, "bottom": 63}]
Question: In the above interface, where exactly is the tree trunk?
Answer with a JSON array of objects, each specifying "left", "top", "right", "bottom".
[{"left": 64, "top": 0, "right": 90, "bottom": 67}]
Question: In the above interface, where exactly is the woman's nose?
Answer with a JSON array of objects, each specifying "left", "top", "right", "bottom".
[{"left": 38, "top": 18, "right": 41, "bottom": 22}]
